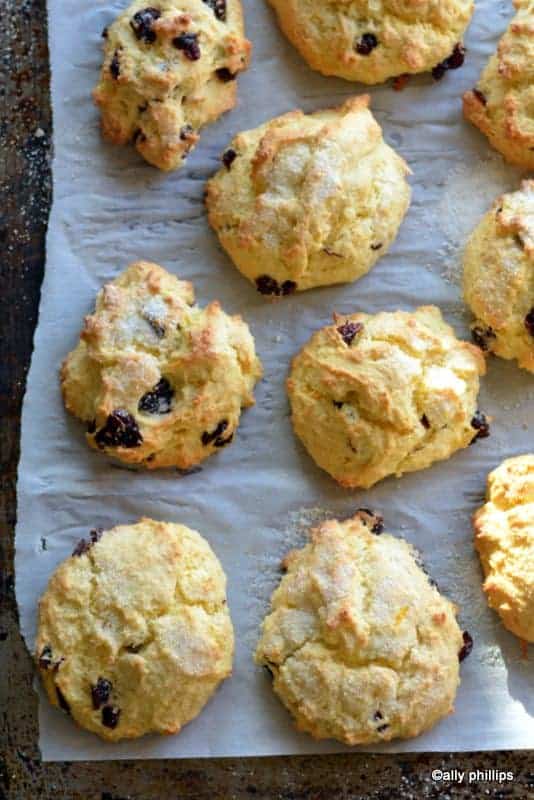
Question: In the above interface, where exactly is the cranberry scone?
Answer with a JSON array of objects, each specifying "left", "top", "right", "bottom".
[
  {"left": 474, "top": 455, "right": 534, "bottom": 643},
  {"left": 463, "top": 0, "right": 534, "bottom": 170},
  {"left": 94, "top": 0, "right": 251, "bottom": 170},
  {"left": 287, "top": 306, "right": 488, "bottom": 488},
  {"left": 61, "top": 261, "right": 262, "bottom": 469},
  {"left": 256, "top": 511, "right": 469, "bottom": 744},
  {"left": 266, "top": 0, "right": 474, "bottom": 84},
  {"left": 206, "top": 96, "right": 411, "bottom": 295},
  {"left": 463, "top": 181, "right": 534, "bottom": 373},
  {"left": 36, "top": 518, "right": 234, "bottom": 741}
]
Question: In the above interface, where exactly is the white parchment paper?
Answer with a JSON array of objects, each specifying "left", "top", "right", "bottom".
[{"left": 16, "top": 0, "right": 534, "bottom": 760}]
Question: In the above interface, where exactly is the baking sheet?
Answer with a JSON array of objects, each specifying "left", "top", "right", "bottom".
[{"left": 15, "top": 0, "right": 534, "bottom": 760}]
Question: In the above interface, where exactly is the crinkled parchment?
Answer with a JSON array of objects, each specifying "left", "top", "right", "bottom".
[{"left": 15, "top": 0, "right": 534, "bottom": 760}]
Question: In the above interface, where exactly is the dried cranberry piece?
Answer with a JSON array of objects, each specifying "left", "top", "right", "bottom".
[
  {"left": 203, "top": 0, "right": 226, "bottom": 21},
  {"left": 56, "top": 687, "right": 71, "bottom": 715},
  {"left": 432, "top": 62, "right": 447, "bottom": 80},
  {"left": 255, "top": 275, "right": 279, "bottom": 295},
  {"left": 110, "top": 50, "right": 121, "bottom": 79},
  {"left": 202, "top": 420, "right": 232, "bottom": 447},
  {"left": 355, "top": 508, "right": 384, "bottom": 534},
  {"left": 446, "top": 43, "right": 466, "bottom": 69},
  {"left": 72, "top": 528, "right": 104, "bottom": 558},
  {"left": 222, "top": 148, "right": 237, "bottom": 169},
  {"left": 202, "top": 419, "right": 228, "bottom": 445},
  {"left": 102, "top": 705, "right": 121, "bottom": 729},
  {"left": 392, "top": 73, "right": 410, "bottom": 91},
  {"left": 355, "top": 33, "right": 378, "bottom": 56},
  {"left": 432, "top": 44, "right": 465, "bottom": 80},
  {"left": 138, "top": 378, "right": 174, "bottom": 415},
  {"left": 459, "top": 630, "right": 473, "bottom": 661},
  {"left": 130, "top": 8, "right": 161, "bottom": 43},
  {"left": 470, "top": 411, "right": 490, "bottom": 442},
  {"left": 337, "top": 321, "right": 363, "bottom": 346},
  {"left": 377, "top": 724, "right": 389, "bottom": 733},
  {"left": 180, "top": 124, "right": 194, "bottom": 141},
  {"left": 472, "top": 324, "right": 496, "bottom": 351},
  {"left": 525, "top": 308, "right": 534, "bottom": 336},
  {"left": 92, "top": 678, "right": 113, "bottom": 710},
  {"left": 173, "top": 33, "right": 201, "bottom": 61},
  {"left": 255, "top": 275, "right": 296, "bottom": 296},
  {"left": 216, "top": 67, "right": 236, "bottom": 82},
  {"left": 94, "top": 410, "right": 143, "bottom": 449},
  {"left": 280, "top": 280, "right": 297, "bottom": 296},
  {"left": 473, "top": 88, "right": 487, "bottom": 105},
  {"left": 373, "top": 711, "right": 391, "bottom": 733},
  {"left": 39, "top": 645, "right": 54, "bottom": 670}
]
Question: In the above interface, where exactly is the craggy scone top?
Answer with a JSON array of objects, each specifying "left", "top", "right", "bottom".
[
  {"left": 206, "top": 96, "right": 411, "bottom": 294},
  {"left": 255, "top": 512, "right": 465, "bottom": 745},
  {"left": 61, "top": 261, "right": 262, "bottom": 470},
  {"left": 463, "top": 180, "right": 534, "bottom": 374},
  {"left": 288, "top": 306, "right": 487, "bottom": 488},
  {"left": 463, "top": 0, "right": 534, "bottom": 169},
  {"left": 267, "top": 0, "right": 474, "bottom": 84},
  {"left": 36, "top": 519, "right": 234, "bottom": 741},
  {"left": 94, "top": 0, "right": 250, "bottom": 170},
  {"left": 474, "top": 455, "right": 534, "bottom": 643}
]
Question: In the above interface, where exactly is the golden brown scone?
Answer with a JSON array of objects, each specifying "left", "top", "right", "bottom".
[
  {"left": 255, "top": 512, "right": 467, "bottom": 745},
  {"left": 266, "top": 0, "right": 474, "bottom": 84},
  {"left": 287, "top": 306, "right": 488, "bottom": 489},
  {"left": 206, "top": 97, "right": 411, "bottom": 295},
  {"left": 36, "top": 518, "right": 234, "bottom": 741},
  {"left": 93, "top": 0, "right": 250, "bottom": 170},
  {"left": 474, "top": 455, "right": 534, "bottom": 643},
  {"left": 463, "top": 181, "right": 534, "bottom": 373},
  {"left": 61, "top": 261, "right": 262, "bottom": 469},
  {"left": 463, "top": 0, "right": 534, "bottom": 169}
]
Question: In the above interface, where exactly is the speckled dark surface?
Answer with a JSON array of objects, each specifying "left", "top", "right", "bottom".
[{"left": 1, "top": 1, "right": 534, "bottom": 797}]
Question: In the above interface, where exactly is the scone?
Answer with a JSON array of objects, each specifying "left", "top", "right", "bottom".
[
  {"left": 463, "top": 181, "right": 534, "bottom": 373},
  {"left": 36, "top": 518, "right": 234, "bottom": 741},
  {"left": 61, "top": 261, "right": 262, "bottom": 469},
  {"left": 93, "top": 0, "right": 250, "bottom": 170},
  {"left": 287, "top": 306, "right": 487, "bottom": 489},
  {"left": 206, "top": 96, "right": 411, "bottom": 295},
  {"left": 463, "top": 0, "right": 534, "bottom": 169},
  {"left": 266, "top": 0, "right": 474, "bottom": 84},
  {"left": 255, "top": 512, "right": 467, "bottom": 745},
  {"left": 474, "top": 455, "right": 534, "bottom": 642}
]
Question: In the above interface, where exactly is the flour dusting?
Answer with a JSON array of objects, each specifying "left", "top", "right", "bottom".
[
  {"left": 436, "top": 153, "right": 524, "bottom": 284},
  {"left": 244, "top": 506, "right": 333, "bottom": 651}
]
